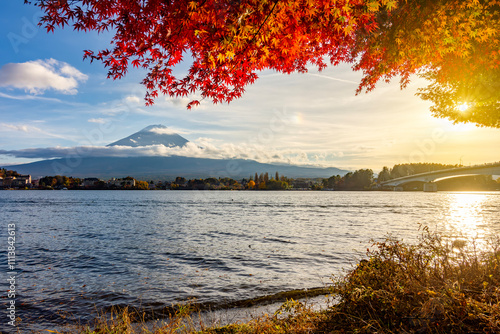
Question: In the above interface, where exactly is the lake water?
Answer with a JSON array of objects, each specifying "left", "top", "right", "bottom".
[{"left": 1, "top": 190, "right": 499, "bottom": 332}]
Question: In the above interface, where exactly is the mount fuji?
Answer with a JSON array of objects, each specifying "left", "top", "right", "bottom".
[
  {"left": 3, "top": 125, "right": 348, "bottom": 180},
  {"left": 107, "top": 124, "right": 189, "bottom": 148}
]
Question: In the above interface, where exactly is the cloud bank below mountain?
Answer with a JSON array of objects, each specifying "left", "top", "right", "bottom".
[{"left": 0, "top": 140, "right": 343, "bottom": 167}]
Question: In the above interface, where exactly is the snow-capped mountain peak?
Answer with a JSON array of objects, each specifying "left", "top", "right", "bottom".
[{"left": 106, "top": 125, "right": 189, "bottom": 148}]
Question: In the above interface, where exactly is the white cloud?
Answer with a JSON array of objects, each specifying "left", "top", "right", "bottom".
[
  {"left": 88, "top": 118, "right": 107, "bottom": 124},
  {"left": 0, "top": 122, "right": 71, "bottom": 140},
  {"left": 305, "top": 73, "right": 358, "bottom": 84},
  {"left": 163, "top": 94, "right": 209, "bottom": 110},
  {"left": 0, "top": 91, "right": 64, "bottom": 103},
  {"left": 125, "top": 95, "right": 141, "bottom": 105},
  {"left": 60, "top": 64, "right": 88, "bottom": 82},
  {"left": 2, "top": 123, "right": 31, "bottom": 132},
  {"left": 148, "top": 127, "right": 190, "bottom": 135},
  {"left": 0, "top": 59, "right": 88, "bottom": 95}
]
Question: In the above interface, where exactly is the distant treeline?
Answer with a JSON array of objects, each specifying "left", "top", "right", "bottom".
[
  {"left": 37, "top": 175, "right": 151, "bottom": 190},
  {"left": 0, "top": 168, "right": 20, "bottom": 178},
  {"left": 38, "top": 175, "right": 83, "bottom": 189},
  {"left": 322, "top": 169, "right": 374, "bottom": 190},
  {"left": 2, "top": 163, "right": 499, "bottom": 191},
  {"left": 171, "top": 172, "right": 291, "bottom": 190},
  {"left": 377, "top": 163, "right": 462, "bottom": 182}
]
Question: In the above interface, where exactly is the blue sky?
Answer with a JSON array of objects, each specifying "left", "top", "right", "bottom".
[{"left": 1, "top": 1, "right": 499, "bottom": 172}]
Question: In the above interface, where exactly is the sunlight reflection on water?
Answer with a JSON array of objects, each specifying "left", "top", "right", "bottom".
[{"left": 439, "top": 192, "right": 498, "bottom": 249}]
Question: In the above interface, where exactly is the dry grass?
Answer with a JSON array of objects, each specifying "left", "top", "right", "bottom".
[
  {"left": 325, "top": 228, "right": 500, "bottom": 333},
  {"left": 49, "top": 230, "right": 500, "bottom": 334}
]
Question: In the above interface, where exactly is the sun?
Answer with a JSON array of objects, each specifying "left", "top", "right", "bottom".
[{"left": 457, "top": 103, "right": 469, "bottom": 112}]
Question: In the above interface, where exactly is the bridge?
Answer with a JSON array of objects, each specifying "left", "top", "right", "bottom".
[{"left": 379, "top": 162, "right": 500, "bottom": 192}]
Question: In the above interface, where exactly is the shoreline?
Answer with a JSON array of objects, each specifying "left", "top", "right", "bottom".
[{"left": 19, "top": 287, "right": 334, "bottom": 333}]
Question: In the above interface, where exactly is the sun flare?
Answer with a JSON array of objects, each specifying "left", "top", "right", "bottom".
[{"left": 457, "top": 103, "right": 469, "bottom": 112}]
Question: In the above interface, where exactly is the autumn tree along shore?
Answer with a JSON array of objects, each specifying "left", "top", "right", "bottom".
[{"left": 28, "top": 0, "right": 500, "bottom": 127}]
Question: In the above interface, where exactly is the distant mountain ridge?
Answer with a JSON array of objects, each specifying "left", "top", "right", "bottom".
[
  {"left": 107, "top": 124, "right": 189, "bottom": 148},
  {"left": 3, "top": 125, "right": 349, "bottom": 179},
  {"left": 6, "top": 156, "right": 347, "bottom": 180}
]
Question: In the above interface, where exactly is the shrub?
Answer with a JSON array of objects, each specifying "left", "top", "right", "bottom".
[{"left": 326, "top": 229, "right": 500, "bottom": 333}]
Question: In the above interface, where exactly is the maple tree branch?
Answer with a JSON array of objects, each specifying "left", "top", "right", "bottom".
[
  {"left": 225, "top": 0, "right": 279, "bottom": 73},
  {"left": 249, "top": 0, "right": 279, "bottom": 45}
]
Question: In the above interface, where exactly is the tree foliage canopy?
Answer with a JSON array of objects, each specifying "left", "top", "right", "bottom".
[
  {"left": 356, "top": 0, "right": 500, "bottom": 128},
  {"left": 28, "top": 0, "right": 500, "bottom": 127}
]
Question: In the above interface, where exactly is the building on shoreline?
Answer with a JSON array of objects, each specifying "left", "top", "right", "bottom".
[
  {"left": 108, "top": 177, "right": 136, "bottom": 188},
  {"left": 0, "top": 175, "right": 32, "bottom": 188}
]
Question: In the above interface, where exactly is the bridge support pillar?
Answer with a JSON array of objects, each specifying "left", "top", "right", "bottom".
[{"left": 423, "top": 182, "right": 438, "bottom": 192}]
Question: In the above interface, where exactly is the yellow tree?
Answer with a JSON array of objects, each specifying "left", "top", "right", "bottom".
[
  {"left": 353, "top": 0, "right": 500, "bottom": 127},
  {"left": 136, "top": 181, "right": 149, "bottom": 190},
  {"left": 247, "top": 180, "right": 256, "bottom": 189}
]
